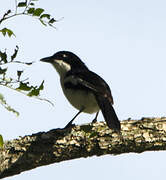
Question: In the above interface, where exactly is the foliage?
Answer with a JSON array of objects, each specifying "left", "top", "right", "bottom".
[
  {"left": 0, "top": 134, "right": 4, "bottom": 148},
  {"left": 0, "top": 0, "right": 57, "bottom": 28},
  {"left": 0, "top": 0, "right": 56, "bottom": 115}
]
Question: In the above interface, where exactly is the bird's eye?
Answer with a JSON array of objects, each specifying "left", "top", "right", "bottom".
[{"left": 62, "top": 54, "right": 67, "bottom": 58}]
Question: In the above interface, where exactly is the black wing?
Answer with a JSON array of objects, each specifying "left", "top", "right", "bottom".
[
  {"left": 65, "top": 70, "right": 113, "bottom": 101},
  {"left": 64, "top": 70, "right": 121, "bottom": 130}
]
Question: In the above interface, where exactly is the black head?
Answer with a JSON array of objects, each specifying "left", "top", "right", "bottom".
[{"left": 40, "top": 51, "right": 88, "bottom": 71}]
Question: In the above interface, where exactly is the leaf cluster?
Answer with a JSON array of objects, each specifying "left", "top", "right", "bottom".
[
  {"left": 0, "top": 0, "right": 57, "bottom": 148},
  {"left": 0, "top": 0, "right": 57, "bottom": 29},
  {"left": 0, "top": 0, "right": 56, "bottom": 118},
  {"left": 0, "top": 46, "right": 45, "bottom": 115}
]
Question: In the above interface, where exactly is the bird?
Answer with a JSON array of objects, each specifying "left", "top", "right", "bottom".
[{"left": 40, "top": 51, "right": 121, "bottom": 131}]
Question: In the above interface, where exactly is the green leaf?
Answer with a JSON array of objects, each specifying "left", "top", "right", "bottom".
[
  {"left": 40, "top": 14, "right": 50, "bottom": 19},
  {"left": 7, "top": 29, "right": 15, "bottom": 37},
  {"left": 6, "top": 29, "right": 14, "bottom": 37},
  {"left": 0, "top": 50, "right": 7, "bottom": 63},
  {"left": 27, "top": 8, "right": 35, "bottom": 14},
  {"left": 38, "top": 80, "right": 44, "bottom": 91},
  {"left": 28, "top": 88, "right": 38, "bottom": 96},
  {"left": 33, "top": 8, "right": 44, "bottom": 16},
  {"left": 0, "top": 93, "right": 4, "bottom": 101},
  {"left": 0, "top": 28, "right": 15, "bottom": 37},
  {"left": 17, "top": 70, "right": 23, "bottom": 80},
  {"left": 18, "top": 2, "right": 27, "bottom": 7},
  {"left": 30, "top": 2, "right": 35, "bottom": 6},
  {"left": 39, "top": 19, "right": 47, "bottom": 26},
  {"left": 0, "top": 10, "right": 11, "bottom": 25},
  {"left": 0, "top": 93, "right": 19, "bottom": 116},
  {"left": 0, "top": 28, "right": 6, "bottom": 36},
  {"left": 0, "top": 67, "right": 7, "bottom": 74},
  {"left": 49, "top": 18, "right": 56, "bottom": 24},
  {"left": 17, "top": 82, "right": 33, "bottom": 91},
  {"left": 24, "top": 62, "right": 33, "bottom": 65},
  {"left": 6, "top": 10, "right": 11, "bottom": 15},
  {"left": 11, "top": 46, "right": 19, "bottom": 61},
  {"left": 28, "top": 80, "right": 44, "bottom": 97},
  {"left": 0, "top": 135, "right": 4, "bottom": 148}
]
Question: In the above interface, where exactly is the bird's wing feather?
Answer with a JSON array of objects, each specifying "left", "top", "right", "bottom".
[
  {"left": 64, "top": 70, "right": 120, "bottom": 130},
  {"left": 64, "top": 70, "right": 114, "bottom": 104}
]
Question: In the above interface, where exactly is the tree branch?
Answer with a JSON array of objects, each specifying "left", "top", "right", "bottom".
[{"left": 1, "top": 117, "right": 166, "bottom": 179}]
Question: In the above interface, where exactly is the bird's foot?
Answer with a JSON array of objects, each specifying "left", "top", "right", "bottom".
[
  {"left": 64, "top": 121, "right": 76, "bottom": 129},
  {"left": 92, "top": 118, "right": 97, "bottom": 124},
  {"left": 92, "top": 111, "right": 99, "bottom": 124},
  {"left": 49, "top": 123, "right": 75, "bottom": 135}
]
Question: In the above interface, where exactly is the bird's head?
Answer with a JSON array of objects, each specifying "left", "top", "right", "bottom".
[{"left": 40, "top": 51, "right": 88, "bottom": 77}]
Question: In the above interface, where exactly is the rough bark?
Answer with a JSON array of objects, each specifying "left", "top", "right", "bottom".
[{"left": 0, "top": 117, "right": 166, "bottom": 179}]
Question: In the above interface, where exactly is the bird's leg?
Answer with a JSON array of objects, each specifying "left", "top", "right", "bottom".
[
  {"left": 92, "top": 111, "right": 99, "bottom": 123},
  {"left": 64, "top": 107, "right": 84, "bottom": 129}
]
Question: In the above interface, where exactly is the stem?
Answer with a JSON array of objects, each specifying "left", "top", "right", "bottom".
[
  {"left": 23, "top": 0, "right": 32, "bottom": 14},
  {"left": 1, "top": 13, "right": 29, "bottom": 24},
  {"left": 0, "top": 83, "right": 54, "bottom": 106},
  {"left": 0, "top": 60, "right": 35, "bottom": 66}
]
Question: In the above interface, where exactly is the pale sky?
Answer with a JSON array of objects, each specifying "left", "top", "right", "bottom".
[{"left": 1, "top": 0, "right": 166, "bottom": 179}]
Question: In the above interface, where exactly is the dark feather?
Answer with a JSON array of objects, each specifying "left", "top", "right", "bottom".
[
  {"left": 65, "top": 70, "right": 113, "bottom": 103},
  {"left": 64, "top": 69, "right": 120, "bottom": 130},
  {"left": 95, "top": 95, "right": 121, "bottom": 130}
]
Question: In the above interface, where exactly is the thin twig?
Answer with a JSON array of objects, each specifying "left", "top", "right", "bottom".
[
  {"left": 0, "top": 60, "right": 35, "bottom": 66},
  {"left": 23, "top": 0, "right": 32, "bottom": 14},
  {"left": 0, "top": 83, "right": 54, "bottom": 106}
]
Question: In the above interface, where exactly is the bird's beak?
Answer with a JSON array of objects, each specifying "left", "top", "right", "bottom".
[{"left": 40, "top": 56, "right": 54, "bottom": 63}]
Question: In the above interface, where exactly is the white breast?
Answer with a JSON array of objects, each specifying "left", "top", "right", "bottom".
[{"left": 60, "top": 78, "right": 99, "bottom": 114}]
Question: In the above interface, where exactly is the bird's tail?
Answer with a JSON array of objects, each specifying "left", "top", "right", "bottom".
[{"left": 95, "top": 96, "right": 121, "bottom": 131}]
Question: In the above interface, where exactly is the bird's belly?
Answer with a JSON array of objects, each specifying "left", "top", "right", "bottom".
[{"left": 62, "top": 88, "right": 99, "bottom": 114}]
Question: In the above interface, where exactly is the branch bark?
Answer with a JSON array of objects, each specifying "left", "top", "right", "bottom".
[{"left": 1, "top": 117, "right": 166, "bottom": 179}]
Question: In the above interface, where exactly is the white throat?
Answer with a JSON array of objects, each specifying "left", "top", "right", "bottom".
[{"left": 52, "top": 59, "right": 71, "bottom": 77}]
